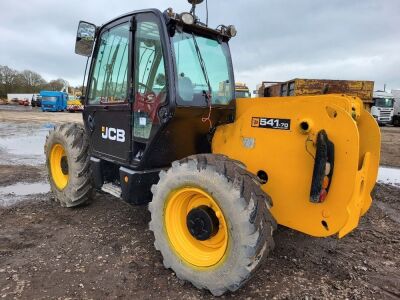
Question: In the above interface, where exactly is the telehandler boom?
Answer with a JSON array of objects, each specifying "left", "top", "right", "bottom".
[{"left": 44, "top": 1, "right": 380, "bottom": 295}]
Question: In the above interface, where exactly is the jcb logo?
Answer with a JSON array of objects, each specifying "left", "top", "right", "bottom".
[{"left": 101, "top": 126, "right": 125, "bottom": 142}]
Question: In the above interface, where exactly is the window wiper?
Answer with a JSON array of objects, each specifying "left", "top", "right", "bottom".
[{"left": 191, "top": 33, "right": 212, "bottom": 103}]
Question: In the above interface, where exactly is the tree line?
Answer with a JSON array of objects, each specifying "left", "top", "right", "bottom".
[{"left": 0, "top": 65, "right": 71, "bottom": 98}]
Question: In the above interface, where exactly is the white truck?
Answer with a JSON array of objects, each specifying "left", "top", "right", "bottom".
[{"left": 371, "top": 91, "right": 394, "bottom": 125}]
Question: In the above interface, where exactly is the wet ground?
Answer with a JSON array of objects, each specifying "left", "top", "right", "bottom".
[
  {"left": 0, "top": 122, "right": 53, "bottom": 166},
  {"left": 0, "top": 107, "right": 399, "bottom": 299}
]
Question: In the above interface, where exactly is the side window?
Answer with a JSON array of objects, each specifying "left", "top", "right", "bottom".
[
  {"left": 133, "top": 20, "right": 167, "bottom": 140},
  {"left": 88, "top": 23, "right": 129, "bottom": 104}
]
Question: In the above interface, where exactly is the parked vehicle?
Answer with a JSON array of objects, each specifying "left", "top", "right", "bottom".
[
  {"left": 235, "top": 82, "right": 251, "bottom": 98},
  {"left": 10, "top": 97, "right": 19, "bottom": 104},
  {"left": 67, "top": 99, "right": 84, "bottom": 112},
  {"left": 371, "top": 91, "right": 394, "bottom": 125},
  {"left": 44, "top": 2, "right": 380, "bottom": 296},
  {"left": 40, "top": 91, "right": 68, "bottom": 112},
  {"left": 18, "top": 98, "right": 29, "bottom": 106},
  {"left": 31, "top": 94, "right": 42, "bottom": 107}
]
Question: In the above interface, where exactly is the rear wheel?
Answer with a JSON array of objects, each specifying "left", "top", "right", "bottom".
[
  {"left": 149, "top": 154, "right": 276, "bottom": 296},
  {"left": 44, "top": 123, "right": 92, "bottom": 207}
]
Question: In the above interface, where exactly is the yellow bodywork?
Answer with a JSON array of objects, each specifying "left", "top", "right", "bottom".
[
  {"left": 67, "top": 99, "right": 81, "bottom": 106},
  {"left": 67, "top": 99, "right": 84, "bottom": 111},
  {"left": 212, "top": 95, "right": 380, "bottom": 238}
]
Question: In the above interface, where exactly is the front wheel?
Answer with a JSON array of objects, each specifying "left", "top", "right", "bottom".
[
  {"left": 149, "top": 154, "right": 276, "bottom": 296},
  {"left": 44, "top": 123, "right": 93, "bottom": 207}
]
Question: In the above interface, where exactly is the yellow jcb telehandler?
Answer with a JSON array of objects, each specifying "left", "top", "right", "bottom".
[{"left": 44, "top": 0, "right": 380, "bottom": 296}]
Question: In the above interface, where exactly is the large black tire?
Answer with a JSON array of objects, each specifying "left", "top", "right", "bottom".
[
  {"left": 149, "top": 154, "right": 276, "bottom": 296},
  {"left": 393, "top": 117, "right": 400, "bottom": 127},
  {"left": 44, "top": 123, "right": 92, "bottom": 207}
]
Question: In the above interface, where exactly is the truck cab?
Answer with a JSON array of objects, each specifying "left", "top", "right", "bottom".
[
  {"left": 41, "top": 91, "right": 68, "bottom": 112},
  {"left": 31, "top": 94, "right": 42, "bottom": 107},
  {"left": 234, "top": 82, "right": 251, "bottom": 98},
  {"left": 371, "top": 91, "right": 394, "bottom": 125}
]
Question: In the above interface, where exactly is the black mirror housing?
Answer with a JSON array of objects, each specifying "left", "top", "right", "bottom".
[{"left": 75, "top": 21, "right": 97, "bottom": 57}]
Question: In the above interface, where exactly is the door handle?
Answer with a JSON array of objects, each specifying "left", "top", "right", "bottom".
[{"left": 87, "top": 114, "right": 95, "bottom": 131}]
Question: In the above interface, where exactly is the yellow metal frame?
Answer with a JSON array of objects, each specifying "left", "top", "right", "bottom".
[
  {"left": 50, "top": 143, "right": 69, "bottom": 190},
  {"left": 164, "top": 187, "right": 228, "bottom": 268},
  {"left": 212, "top": 95, "right": 380, "bottom": 238}
]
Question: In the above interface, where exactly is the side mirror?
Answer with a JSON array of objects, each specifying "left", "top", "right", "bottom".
[{"left": 75, "top": 21, "right": 96, "bottom": 57}]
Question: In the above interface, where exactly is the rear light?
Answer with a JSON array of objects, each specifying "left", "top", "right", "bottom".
[
  {"left": 322, "top": 175, "right": 329, "bottom": 189},
  {"left": 319, "top": 189, "right": 328, "bottom": 202}
]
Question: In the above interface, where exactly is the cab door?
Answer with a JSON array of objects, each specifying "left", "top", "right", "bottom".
[
  {"left": 131, "top": 13, "right": 169, "bottom": 163},
  {"left": 84, "top": 19, "right": 132, "bottom": 164}
]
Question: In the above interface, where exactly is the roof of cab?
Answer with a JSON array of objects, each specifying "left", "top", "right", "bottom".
[{"left": 97, "top": 8, "right": 163, "bottom": 31}]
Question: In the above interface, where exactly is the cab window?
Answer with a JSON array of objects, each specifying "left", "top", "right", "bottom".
[
  {"left": 133, "top": 20, "right": 167, "bottom": 140},
  {"left": 172, "top": 31, "right": 234, "bottom": 106},
  {"left": 88, "top": 23, "right": 130, "bottom": 104}
]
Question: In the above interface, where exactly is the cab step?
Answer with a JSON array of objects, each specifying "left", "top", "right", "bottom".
[{"left": 101, "top": 183, "right": 122, "bottom": 198}]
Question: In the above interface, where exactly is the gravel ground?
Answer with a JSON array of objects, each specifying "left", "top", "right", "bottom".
[
  {"left": 380, "top": 126, "right": 400, "bottom": 168},
  {"left": 0, "top": 107, "right": 399, "bottom": 299},
  {"left": 0, "top": 179, "right": 399, "bottom": 299}
]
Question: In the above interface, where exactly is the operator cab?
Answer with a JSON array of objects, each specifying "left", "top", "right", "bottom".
[{"left": 75, "top": 4, "right": 237, "bottom": 171}]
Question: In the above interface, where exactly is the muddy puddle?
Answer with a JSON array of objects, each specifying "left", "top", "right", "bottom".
[
  {"left": 377, "top": 166, "right": 400, "bottom": 187},
  {"left": 0, "top": 122, "right": 54, "bottom": 166},
  {"left": 0, "top": 181, "right": 50, "bottom": 207}
]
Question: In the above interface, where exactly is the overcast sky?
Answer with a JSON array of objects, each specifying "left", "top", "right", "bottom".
[{"left": 1, "top": 0, "right": 399, "bottom": 92}]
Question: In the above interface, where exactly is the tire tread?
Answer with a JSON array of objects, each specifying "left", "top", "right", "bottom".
[
  {"left": 149, "top": 153, "right": 276, "bottom": 296},
  {"left": 45, "top": 123, "right": 92, "bottom": 207}
]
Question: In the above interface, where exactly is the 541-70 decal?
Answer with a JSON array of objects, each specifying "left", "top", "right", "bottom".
[{"left": 251, "top": 117, "right": 291, "bottom": 130}]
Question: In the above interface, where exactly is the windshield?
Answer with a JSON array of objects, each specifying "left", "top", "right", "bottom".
[
  {"left": 235, "top": 91, "right": 251, "bottom": 98},
  {"left": 374, "top": 98, "right": 394, "bottom": 108},
  {"left": 172, "top": 31, "right": 234, "bottom": 106},
  {"left": 42, "top": 96, "right": 57, "bottom": 103}
]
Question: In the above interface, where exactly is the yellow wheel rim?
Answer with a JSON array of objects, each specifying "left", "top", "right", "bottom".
[
  {"left": 164, "top": 187, "right": 228, "bottom": 268},
  {"left": 50, "top": 143, "right": 69, "bottom": 190}
]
